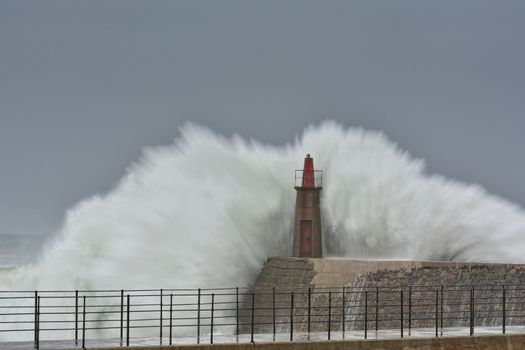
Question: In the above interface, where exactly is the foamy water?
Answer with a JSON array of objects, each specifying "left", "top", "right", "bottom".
[
  {"left": 1, "top": 122, "right": 525, "bottom": 340},
  {"left": 2, "top": 121, "right": 525, "bottom": 290}
]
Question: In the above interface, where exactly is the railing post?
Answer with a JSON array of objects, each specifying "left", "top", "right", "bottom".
[
  {"left": 290, "top": 292, "right": 294, "bottom": 341},
  {"left": 159, "top": 289, "right": 163, "bottom": 345},
  {"left": 342, "top": 287, "right": 346, "bottom": 339},
  {"left": 126, "top": 294, "right": 130, "bottom": 347},
  {"left": 327, "top": 291, "right": 331, "bottom": 340},
  {"left": 375, "top": 286, "right": 379, "bottom": 333},
  {"left": 364, "top": 291, "right": 368, "bottom": 339},
  {"left": 307, "top": 287, "right": 311, "bottom": 340},
  {"left": 33, "top": 291, "right": 38, "bottom": 349},
  {"left": 250, "top": 293, "right": 255, "bottom": 343},
  {"left": 120, "top": 289, "right": 124, "bottom": 345},
  {"left": 408, "top": 286, "right": 412, "bottom": 336},
  {"left": 435, "top": 289, "right": 439, "bottom": 337},
  {"left": 503, "top": 285, "right": 506, "bottom": 334},
  {"left": 469, "top": 286, "right": 474, "bottom": 336},
  {"left": 210, "top": 293, "right": 215, "bottom": 344},
  {"left": 272, "top": 287, "right": 276, "bottom": 341},
  {"left": 400, "top": 290, "right": 404, "bottom": 338},
  {"left": 35, "top": 295, "right": 40, "bottom": 350},
  {"left": 236, "top": 287, "right": 240, "bottom": 342},
  {"left": 197, "top": 288, "right": 201, "bottom": 344},
  {"left": 169, "top": 293, "right": 173, "bottom": 345},
  {"left": 469, "top": 287, "right": 472, "bottom": 336},
  {"left": 440, "top": 286, "right": 444, "bottom": 336},
  {"left": 75, "top": 290, "right": 78, "bottom": 346},
  {"left": 82, "top": 296, "right": 86, "bottom": 350}
]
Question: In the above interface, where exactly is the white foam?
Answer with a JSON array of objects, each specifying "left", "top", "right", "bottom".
[{"left": 1, "top": 121, "right": 525, "bottom": 340}]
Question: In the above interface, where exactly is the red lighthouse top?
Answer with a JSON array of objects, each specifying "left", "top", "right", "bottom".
[{"left": 302, "top": 154, "right": 315, "bottom": 188}]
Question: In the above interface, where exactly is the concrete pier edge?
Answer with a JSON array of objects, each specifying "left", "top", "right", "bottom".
[{"left": 61, "top": 334, "right": 525, "bottom": 350}]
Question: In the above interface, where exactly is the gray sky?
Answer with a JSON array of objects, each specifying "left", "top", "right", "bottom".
[{"left": 1, "top": 1, "right": 524, "bottom": 236}]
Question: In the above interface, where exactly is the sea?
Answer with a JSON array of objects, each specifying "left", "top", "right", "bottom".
[{"left": 0, "top": 234, "right": 48, "bottom": 268}]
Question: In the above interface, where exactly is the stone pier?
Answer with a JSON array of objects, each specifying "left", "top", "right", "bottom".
[{"left": 248, "top": 257, "right": 525, "bottom": 333}]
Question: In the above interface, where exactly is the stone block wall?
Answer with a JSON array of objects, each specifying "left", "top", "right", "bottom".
[{"left": 245, "top": 258, "right": 525, "bottom": 334}]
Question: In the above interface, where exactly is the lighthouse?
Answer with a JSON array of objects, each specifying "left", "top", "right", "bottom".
[{"left": 292, "top": 154, "right": 323, "bottom": 258}]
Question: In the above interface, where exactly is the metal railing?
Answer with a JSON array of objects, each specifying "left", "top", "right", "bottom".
[
  {"left": 1, "top": 285, "right": 524, "bottom": 349},
  {"left": 294, "top": 170, "right": 323, "bottom": 188}
]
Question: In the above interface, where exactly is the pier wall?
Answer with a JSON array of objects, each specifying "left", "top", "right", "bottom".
[
  {"left": 77, "top": 334, "right": 525, "bottom": 350},
  {"left": 254, "top": 257, "right": 525, "bottom": 289},
  {"left": 249, "top": 258, "right": 525, "bottom": 332}
]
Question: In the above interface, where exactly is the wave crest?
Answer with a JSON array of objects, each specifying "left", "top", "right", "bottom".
[{"left": 2, "top": 121, "right": 525, "bottom": 292}]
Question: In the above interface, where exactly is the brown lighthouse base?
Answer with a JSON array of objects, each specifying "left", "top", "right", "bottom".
[{"left": 292, "top": 187, "right": 322, "bottom": 258}]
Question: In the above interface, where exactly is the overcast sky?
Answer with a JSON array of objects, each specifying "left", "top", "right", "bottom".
[{"left": 1, "top": 1, "right": 524, "bottom": 236}]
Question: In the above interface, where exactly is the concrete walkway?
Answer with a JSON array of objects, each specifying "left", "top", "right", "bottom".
[{"left": 2, "top": 326, "right": 525, "bottom": 350}]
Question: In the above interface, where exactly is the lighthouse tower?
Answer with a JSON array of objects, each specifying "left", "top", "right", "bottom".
[{"left": 292, "top": 154, "right": 323, "bottom": 258}]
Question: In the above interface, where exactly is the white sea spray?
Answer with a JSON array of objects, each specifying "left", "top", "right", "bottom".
[{"left": 1, "top": 121, "right": 524, "bottom": 340}]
